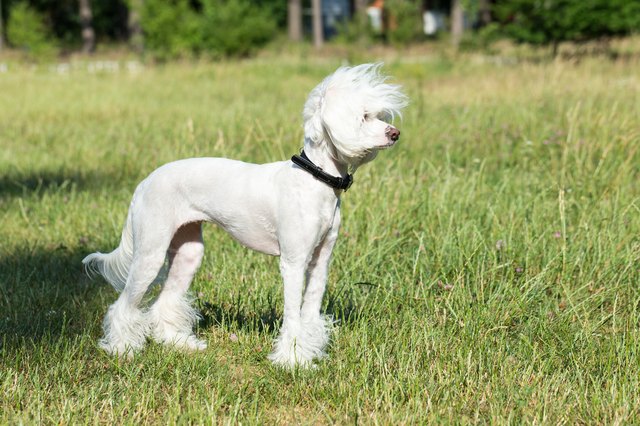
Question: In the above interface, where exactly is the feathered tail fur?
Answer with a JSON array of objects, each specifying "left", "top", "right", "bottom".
[{"left": 83, "top": 208, "right": 134, "bottom": 292}]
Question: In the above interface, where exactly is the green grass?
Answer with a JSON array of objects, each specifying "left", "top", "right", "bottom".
[{"left": 1, "top": 53, "right": 639, "bottom": 423}]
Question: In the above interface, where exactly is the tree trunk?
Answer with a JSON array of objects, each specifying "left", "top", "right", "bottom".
[
  {"left": 451, "top": 0, "right": 464, "bottom": 48},
  {"left": 312, "top": 0, "right": 323, "bottom": 48},
  {"left": 354, "top": 0, "right": 367, "bottom": 15},
  {"left": 128, "top": 0, "right": 144, "bottom": 53},
  {"left": 479, "top": 0, "right": 491, "bottom": 26},
  {"left": 0, "top": 0, "right": 4, "bottom": 51},
  {"left": 288, "top": 0, "right": 302, "bottom": 42},
  {"left": 79, "top": 0, "right": 95, "bottom": 53},
  {"left": 353, "top": 0, "right": 368, "bottom": 30}
]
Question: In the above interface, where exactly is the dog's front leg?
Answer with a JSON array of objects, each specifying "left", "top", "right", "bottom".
[
  {"left": 268, "top": 210, "right": 341, "bottom": 367},
  {"left": 269, "top": 201, "right": 336, "bottom": 367},
  {"left": 268, "top": 254, "right": 312, "bottom": 367},
  {"left": 299, "top": 209, "right": 341, "bottom": 354}
]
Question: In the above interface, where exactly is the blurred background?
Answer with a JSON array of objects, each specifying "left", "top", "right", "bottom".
[
  {"left": 0, "top": 0, "right": 639, "bottom": 61},
  {"left": 1, "top": 2, "right": 639, "bottom": 422}
]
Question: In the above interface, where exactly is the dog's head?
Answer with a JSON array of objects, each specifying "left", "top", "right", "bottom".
[{"left": 303, "top": 63, "right": 408, "bottom": 168}]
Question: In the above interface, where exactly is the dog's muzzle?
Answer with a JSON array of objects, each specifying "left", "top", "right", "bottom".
[{"left": 386, "top": 126, "right": 400, "bottom": 142}]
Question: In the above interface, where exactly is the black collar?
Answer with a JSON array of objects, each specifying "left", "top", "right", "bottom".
[{"left": 291, "top": 150, "right": 353, "bottom": 191}]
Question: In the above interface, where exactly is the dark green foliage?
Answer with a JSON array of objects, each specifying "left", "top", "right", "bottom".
[
  {"left": 2, "top": 0, "right": 639, "bottom": 58},
  {"left": 139, "top": 0, "right": 277, "bottom": 59},
  {"left": 2, "top": 0, "right": 129, "bottom": 48},
  {"left": 90, "top": 0, "right": 129, "bottom": 42},
  {"left": 199, "top": 0, "right": 277, "bottom": 58},
  {"left": 385, "top": 0, "right": 425, "bottom": 45},
  {"left": 6, "top": 1, "right": 56, "bottom": 56},
  {"left": 337, "top": 0, "right": 425, "bottom": 46},
  {"left": 257, "top": 0, "right": 286, "bottom": 29},
  {"left": 140, "top": 0, "right": 202, "bottom": 59},
  {"left": 494, "top": 0, "right": 640, "bottom": 50},
  {"left": 334, "top": 12, "right": 375, "bottom": 45},
  {"left": 1, "top": 0, "right": 281, "bottom": 56},
  {"left": 24, "top": 0, "right": 79, "bottom": 44}
]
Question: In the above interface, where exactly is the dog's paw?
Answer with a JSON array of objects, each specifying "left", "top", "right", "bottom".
[
  {"left": 268, "top": 325, "right": 322, "bottom": 369},
  {"left": 267, "top": 317, "right": 335, "bottom": 368},
  {"left": 148, "top": 294, "right": 204, "bottom": 352},
  {"left": 151, "top": 322, "right": 207, "bottom": 352},
  {"left": 98, "top": 338, "right": 142, "bottom": 359},
  {"left": 301, "top": 314, "right": 334, "bottom": 354},
  {"left": 267, "top": 345, "right": 314, "bottom": 369},
  {"left": 156, "top": 333, "right": 208, "bottom": 352},
  {"left": 100, "top": 302, "right": 149, "bottom": 358},
  {"left": 181, "top": 335, "right": 208, "bottom": 352}
]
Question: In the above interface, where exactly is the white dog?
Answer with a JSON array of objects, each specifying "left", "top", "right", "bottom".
[{"left": 83, "top": 63, "right": 408, "bottom": 367}]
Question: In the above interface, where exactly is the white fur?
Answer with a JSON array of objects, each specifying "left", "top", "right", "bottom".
[{"left": 83, "top": 63, "right": 408, "bottom": 367}]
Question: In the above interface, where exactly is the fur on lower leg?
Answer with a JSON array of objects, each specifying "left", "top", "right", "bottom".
[
  {"left": 148, "top": 293, "right": 206, "bottom": 351},
  {"left": 268, "top": 315, "right": 334, "bottom": 367},
  {"left": 99, "top": 299, "right": 150, "bottom": 357}
]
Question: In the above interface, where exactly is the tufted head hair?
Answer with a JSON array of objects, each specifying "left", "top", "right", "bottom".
[{"left": 303, "top": 63, "right": 408, "bottom": 167}]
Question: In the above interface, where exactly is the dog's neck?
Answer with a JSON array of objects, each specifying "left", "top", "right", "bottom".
[{"left": 303, "top": 137, "right": 349, "bottom": 179}]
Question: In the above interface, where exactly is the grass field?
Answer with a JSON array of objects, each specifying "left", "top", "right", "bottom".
[{"left": 1, "top": 51, "right": 639, "bottom": 423}]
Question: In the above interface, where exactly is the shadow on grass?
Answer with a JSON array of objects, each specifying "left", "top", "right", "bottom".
[
  {"left": 196, "top": 282, "right": 368, "bottom": 335},
  {"left": 0, "top": 245, "right": 108, "bottom": 351},
  {"left": 0, "top": 245, "right": 372, "bottom": 354},
  {"left": 198, "top": 300, "right": 281, "bottom": 334},
  {"left": 0, "top": 168, "right": 138, "bottom": 199}
]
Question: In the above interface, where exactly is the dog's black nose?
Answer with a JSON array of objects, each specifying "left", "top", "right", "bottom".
[{"left": 386, "top": 127, "right": 400, "bottom": 142}]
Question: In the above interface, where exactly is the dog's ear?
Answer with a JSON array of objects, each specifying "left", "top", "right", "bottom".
[{"left": 303, "top": 86, "right": 325, "bottom": 144}]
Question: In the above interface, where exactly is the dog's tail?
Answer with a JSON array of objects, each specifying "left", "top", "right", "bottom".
[{"left": 82, "top": 209, "right": 134, "bottom": 292}]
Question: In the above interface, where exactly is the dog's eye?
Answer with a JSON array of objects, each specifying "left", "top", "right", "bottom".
[{"left": 363, "top": 113, "right": 370, "bottom": 121}]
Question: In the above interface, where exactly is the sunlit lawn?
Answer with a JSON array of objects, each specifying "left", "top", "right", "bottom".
[{"left": 1, "top": 51, "right": 639, "bottom": 423}]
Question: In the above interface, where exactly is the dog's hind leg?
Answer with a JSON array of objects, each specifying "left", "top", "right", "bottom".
[
  {"left": 99, "top": 227, "right": 171, "bottom": 357},
  {"left": 149, "top": 222, "right": 207, "bottom": 351}
]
